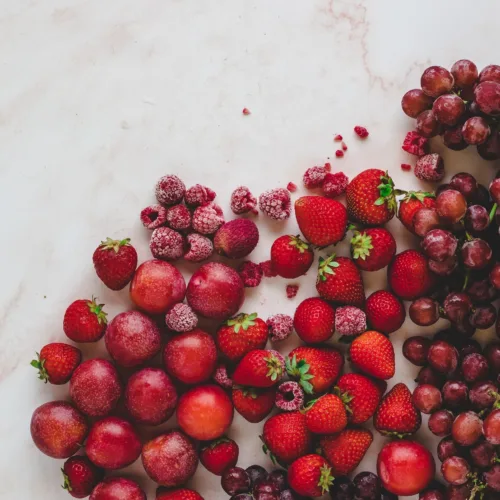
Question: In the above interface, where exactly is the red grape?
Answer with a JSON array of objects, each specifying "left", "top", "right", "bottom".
[
  {"left": 437, "top": 437, "right": 460, "bottom": 462},
  {"left": 470, "top": 440, "right": 496, "bottom": 468},
  {"left": 483, "top": 409, "right": 500, "bottom": 445},
  {"left": 445, "top": 483, "right": 473, "bottom": 500},
  {"left": 489, "top": 264, "right": 500, "bottom": 290},
  {"left": 436, "top": 190, "right": 467, "bottom": 224},
  {"left": 443, "top": 125, "right": 468, "bottom": 151},
  {"left": 403, "top": 336, "right": 431, "bottom": 366},
  {"left": 428, "top": 341, "right": 460, "bottom": 374},
  {"left": 413, "top": 384, "right": 442, "bottom": 414},
  {"left": 422, "top": 229, "right": 457, "bottom": 262},
  {"left": 474, "top": 81, "right": 500, "bottom": 116},
  {"left": 421, "top": 66, "right": 454, "bottom": 97},
  {"left": 417, "top": 110, "right": 442, "bottom": 137},
  {"left": 465, "top": 205, "right": 490, "bottom": 233},
  {"left": 461, "top": 239, "right": 492, "bottom": 270},
  {"left": 452, "top": 411, "right": 483, "bottom": 446},
  {"left": 409, "top": 298, "right": 440, "bottom": 326},
  {"left": 414, "top": 208, "right": 442, "bottom": 237},
  {"left": 462, "top": 353, "right": 490, "bottom": 382},
  {"left": 484, "top": 464, "right": 500, "bottom": 492},
  {"left": 429, "top": 256, "right": 458, "bottom": 277},
  {"left": 459, "top": 339, "right": 482, "bottom": 359},
  {"left": 478, "top": 128, "right": 500, "bottom": 160},
  {"left": 416, "top": 366, "right": 444, "bottom": 388},
  {"left": 462, "top": 117, "right": 491, "bottom": 145},
  {"left": 420, "top": 491, "right": 445, "bottom": 500},
  {"left": 466, "top": 277, "right": 497, "bottom": 304},
  {"left": 470, "top": 304, "right": 497, "bottom": 329},
  {"left": 428, "top": 409, "right": 454, "bottom": 436},
  {"left": 402, "top": 89, "right": 434, "bottom": 118},
  {"left": 485, "top": 343, "right": 500, "bottom": 373},
  {"left": 451, "top": 60, "right": 479, "bottom": 88},
  {"left": 489, "top": 178, "right": 500, "bottom": 204},
  {"left": 441, "top": 456, "right": 470, "bottom": 485},
  {"left": 443, "top": 293, "right": 473, "bottom": 324},
  {"left": 432, "top": 94, "right": 466, "bottom": 126},
  {"left": 449, "top": 172, "right": 479, "bottom": 202},
  {"left": 479, "top": 64, "right": 500, "bottom": 84},
  {"left": 442, "top": 381, "right": 469, "bottom": 409},
  {"left": 222, "top": 468, "right": 251, "bottom": 495}
]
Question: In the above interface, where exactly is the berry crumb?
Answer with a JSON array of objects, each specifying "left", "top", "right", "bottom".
[
  {"left": 401, "top": 163, "right": 412, "bottom": 171},
  {"left": 286, "top": 284, "right": 299, "bottom": 299},
  {"left": 342, "top": 142, "right": 348, "bottom": 151},
  {"left": 354, "top": 126, "right": 369, "bottom": 138},
  {"left": 335, "top": 150, "right": 344, "bottom": 158},
  {"left": 260, "top": 260, "right": 278, "bottom": 278},
  {"left": 402, "top": 131, "right": 429, "bottom": 156},
  {"left": 334, "top": 134, "right": 343, "bottom": 142},
  {"left": 238, "top": 261, "right": 263, "bottom": 287},
  {"left": 242, "top": 108, "right": 251, "bottom": 115},
  {"left": 287, "top": 182, "right": 297, "bottom": 193}
]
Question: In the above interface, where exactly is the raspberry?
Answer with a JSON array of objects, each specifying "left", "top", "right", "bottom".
[
  {"left": 335, "top": 150, "right": 344, "bottom": 158},
  {"left": 275, "top": 381, "right": 304, "bottom": 412},
  {"left": 414, "top": 153, "right": 445, "bottom": 182},
  {"left": 213, "top": 363, "right": 233, "bottom": 389},
  {"left": 140, "top": 204, "right": 167, "bottom": 230},
  {"left": 287, "top": 182, "right": 297, "bottom": 193},
  {"left": 230, "top": 186, "right": 258, "bottom": 215},
  {"left": 258, "top": 188, "right": 291, "bottom": 220},
  {"left": 335, "top": 306, "right": 367, "bottom": 336},
  {"left": 303, "top": 164, "right": 329, "bottom": 189},
  {"left": 166, "top": 204, "right": 191, "bottom": 230},
  {"left": 260, "top": 260, "right": 278, "bottom": 278},
  {"left": 192, "top": 203, "right": 225, "bottom": 234},
  {"left": 184, "top": 184, "right": 216, "bottom": 207},
  {"left": 354, "top": 126, "right": 369, "bottom": 138},
  {"left": 238, "top": 261, "right": 263, "bottom": 287},
  {"left": 184, "top": 233, "right": 214, "bottom": 262},
  {"left": 402, "top": 131, "right": 429, "bottom": 156},
  {"left": 401, "top": 163, "right": 412, "bottom": 171},
  {"left": 334, "top": 134, "right": 343, "bottom": 141},
  {"left": 155, "top": 175, "right": 185, "bottom": 206},
  {"left": 150, "top": 227, "right": 184, "bottom": 260},
  {"left": 324, "top": 162, "right": 332, "bottom": 172},
  {"left": 286, "top": 284, "right": 299, "bottom": 299},
  {"left": 242, "top": 108, "right": 251, "bottom": 115},
  {"left": 165, "top": 303, "right": 198, "bottom": 332},
  {"left": 342, "top": 142, "right": 348, "bottom": 151},
  {"left": 322, "top": 172, "right": 349, "bottom": 198},
  {"left": 267, "top": 314, "right": 293, "bottom": 342}
]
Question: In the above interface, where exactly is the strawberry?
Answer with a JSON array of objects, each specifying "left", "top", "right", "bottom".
[
  {"left": 261, "top": 412, "right": 312, "bottom": 465},
  {"left": 294, "top": 196, "right": 347, "bottom": 247},
  {"left": 270, "top": 235, "right": 314, "bottom": 279},
  {"left": 335, "top": 373, "right": 385, "bottom": 424},
  {"left": 63, "top": 298, "right": 108, "bottom": 343},
  {"left": 61, "top": 455, "right": 103, "bottom": 498},
  {"left": 304, "top": 394, "right": 347, "bottom": 434},
  {"left": 293, "top": 297, "right": 335, "bottom": 344},
  {"left": 286, "top": 346, "right": 344, "bottom": 394},
  {"left": 349, "top": 330, "right": 395, "bottom": 380},
  {"left": 320, "top": 428, "right": 373, "bottom": 476},
  {"left": 216, "top": 313, "right": 268, "bottom": 362},
  {"left": 398, "top": 191, "right": 436, "bottom": 233},
  {"left": 200, "top": 437, "right": 239, "bottom": 476},
  {"left": 316, "top": 255, "right": 365, "bottom": 307},
  {"left": 346, "top": 169, "right": 397, "bottom": 225},
  {"left": 374, "top": 382, "right": 422, "bottom": 437},
  {"left": 350, "top": 228, "right": 396, "bottom": 272},
  {"left": 365, "top": 290, "right": 406, "bottom": 334},
  {"left": 232, "top": 349, "right": 284, "bottom": 387},
  {"left": 92, "top": 237, "right": 138, "bottom": 290},
  {"left": 232, "top": 387, "right": 275, "bottom": 423},
  {"left": 388, "top": 250, "right": 436, "bottom": 300},
  {"left": 156, "top": 489, "right": 204, "bottom": 500},
  {"left": 31, "top": 343, "right": 81, "bottom": 385},
  {"left": 288, "top": 454, "right": 334, "bottom": 497}
]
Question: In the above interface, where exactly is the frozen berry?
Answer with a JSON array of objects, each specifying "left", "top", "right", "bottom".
[
  {"left": 287, "top": 182, "right": 297, "bottom": 192},
  {"left": 286, "top": 285, "right": 299, "bottom": 299},
  {"left": 230, "top": 186, "right": 258, "bottom": 215},
  {"left": 267, "top": 314, "right": 294, "bottom": 342},
  {"left": 166, "top": 205, "right": 191, "bottom": 231},
  {"left": 185, "top": 184, "right": 216, "bottom": 207},
  {"left": 260, "top": 260, "right": 278, "bottom": 278},
  {"left": 259, "top": 188, "right": 292, "bottom": 220},
  {"left": 238, "top": 261, "right": 263, "bottom": 288},
  {"left": 322, "top": 172, "right": 349, "bottom": 198},
  {"left": 402, "top": 131, "right": 429, "bottom": 156},
  {"left": 275, "top": 381, "right": 304, "bottom": 411},
  {"left": 335, "top": 150, "right": 344, "bottom": 158},
  {"left": 140, "top": 205, "right": 167, "bottom": 230},
  {"left": 150, "top": 227, "right": 184, "bottom": 261},
  {"left": 415, "top": 154, "right": 445, "bottom": 182},
  {"left": 354, "top": 126, "right": 369, "bottom": 138},
  {"left": 165, "top": 303, "right": 198, "bottom": 333},
  {"left": 184, "top": 233, "right": 213, "bottom": 262},
  {"left": 213, "top": 363, "right": 233, "bottom": 389},
  {"left": 334, "top": 134, "right": 343, "bottom": 141},
  {"left": 335, "top": 306, "right": 367, "bottom": 336},
  {"left": 303, "top": 164, "right": 329, "bottom": 189},
  {"left": 156, "top": 175, "right": 185, "bottom": 206},
  {"left": 401, "top": 164, "right": 412, "bottom": 171},
  {"left": 192, "top": 203, "right": 225, "bottom": 234}
]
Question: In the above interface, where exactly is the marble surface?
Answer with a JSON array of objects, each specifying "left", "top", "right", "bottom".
[{"left": 1, "top": 1, "right": 500, "bottom": 498}]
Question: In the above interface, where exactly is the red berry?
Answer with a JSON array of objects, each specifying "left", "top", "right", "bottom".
[
  {"left": 286, "top": 284, "right": 299, "bottom": 299},
  {"left": 271, "top": 235, "right": 314, "bottom": 279},
  {"left": 258, "top": 188, "right": 292, "bottom": 220},
  {"left": 31, "top": 343, "right": 81, "bottom": 385},
  {"left": 63, "top": 298, "right": 108, "bottom": 343},
  {"left": 200, "top": 437, "right": 239, "bottom": 476},
  {"left": 335, "top": 149, "right": 344, "bottom": 158},
  {"left": 185, "top": 184, "right": 216, "bottom": 207},
  {"left": 365, "top": 290, "right": 406, "bottom": 334},
  {"left": 156, "top": 175, "right": 185, "bottom": 205},
  {"left": 62, "top": 456, "right": 104, "bottom": 499},
  {"left": 354, "top": 126, "right": 369, "bottom": 138},
  {"left": 140, "top": 204, "right": 168, "bottom": 230},
  {"left": 293, "top": 297, "right": 335, "bottom": 344},
  {"left": 242, "top": 108, "right": 251, "bottom": 115},
  {"left": 230, "top": 186, "right": 257, "bottom": 214}
]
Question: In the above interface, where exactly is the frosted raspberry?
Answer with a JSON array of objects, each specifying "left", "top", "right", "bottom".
[
  {"left": 286, "top": 285, "right": 299, "bottom": 299},
  {"left": 335, "top": 306, "right": 367, "bottom": 336},
  {"left": 260, "top": 260, "right": 278, "bottom": 278},
  {"left": 402, "top": 131, "right": 429, "bottom": 156},
  {"left": 238, "top": 261, "right": 263, "bottom": 288},
  {"left": 192, "top": 203, "right": 225, "bottom": 234},
  {"left": 275, "top": 381, "right": 304, "bottom": 412},
  {"left": 155, "top": 175, "right": 185, "bottom": 206},
  {"left": 213, "top": 363, "right": 233, "bottom": 389},
  {"left": 287, "top": 182, "right": 297, "bottom": 193},
  {"left": 184, "top": 233, "right": 213, "bottom": 262},
  {"left": 322, "top": 172, "right": 349, "bottom": 198},
  {"left": 230, "top": 186, "right": 258, "bottom": 215},
  {"left": 354, "top": 126, "right": 369, "bottom": 138},
  {"left": 267, "top": 314, "right": 293, "bottom": 342},
  {"left": 184, "top": 184, "right": 216, "bottom": 207},
  {"left": 414, "top": 153, "right": 445, "bottom": 182},
  {"left": 166, "top": 204, "right": 191, "bottom": 230},
  {"left": 303, "top": 164, "right": 330, "bottom": 189},
  {"left": 258, "top": 188, "right": 291, "bottom": 220},
  {"left": 150, "top": 227, "right": 184, "bottom": 260},
  {"left": 140, "top": 204, "right": 167, "bottom": 230},
  {"left": 165, "top": 303, "right": 198, "bottom": 332}
]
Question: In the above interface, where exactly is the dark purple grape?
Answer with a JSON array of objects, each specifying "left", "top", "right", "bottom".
[
  {"left": 403, "top": 336, "right": 431, "bottom": 366},
  {"left": 474, "top": 184, "right": 491, "bottom": 206},
  {"left": 455, "top": 318, "right": 477, "bottom": 338},
  {"left": 490, "top": 264, "right": 500, "bottom": 290},
  {"left": 428, "top": 341, "right": 460, "bottom": 374},
  {"left": 222, "top": 468, "right": 252, "bottom": 496},
  {"left": 469, "top": 100, "right": 485, "bottom": 116},
  {"left": 443, "top": 124, "right": 468, "bottom": 151},
  {"left": 353, "top": 472, "right": 381, "bottom": 500},
  {"left": 449, "top": 172, "right": 479, "bottom": 202},
  {"left": 443, "top": 293, "right": 473, "bottom": 324},
  {"left": 462, "top": 238, "right": 493, "bottom": 270},
  {"left": 470, "top": 440, "right": 496, "bottom": 468},
  {"left": 478, "top": 129, "right": 500, "bottom": 160},
  {"left": 441, "top": 456, "right": 470, "bottom": 485},
  {"left": 459, "top": 339, "right": 482, "bottom": 359},
  {"left": 462, "top": 117, "right": 491, "bottom": 145},
  {"left": 410, "top": 298, "right": 441, "bottom": 326},
  {"left": 253, "top": 479, "right": 280, "bottom": 499},
  {"left": 413, "top": 384, "right": 442, "bottom": 413},
  {"left": 381, "top": 488, "right": 398, "bottom": 500},
  {"left": 484, "top": 464, "right": 500, "bottom": 492},
  {"left": 414, "top": 208, "right": 442, "bottom": 237},
  {"left": 489, "top": 178, "right": 500, "bottom": 204},
  {"left": 442, "top": 381, "right": 469, "bottom": 409},
  {"left": 417, "top": 110, "right": 442, "bottom": 137},
  {"left": 437, "top": 437, "right": 461, "bottom": 462},
  {"left": 462, "top": 353, "right": 489, "bottom": 383},
  {"left": 452, "top": 60, "right": 479, "bottom": 88},
  {"left": 485, "top": 343, "right": 500, "bottom": 373},
  {"left": 479, "top": 65, "right": 500, "bottom": 84},
  {"left": 452, "top": 411, "right": 483, "bottom": 446},
  {"left": 429, "top": 256, "right": 458, "bottom": 276},
  {"left": 421, "top": 66, "right": 454, "bottom": 97},
  {"left": 329, "top": 476, "right": 354, "bottom": 500},
  {"left": 445, "top": 482, "right": 473, "bottom": 500},
  {"left": 433, "top": 94, "right": 466, "bottom": 126},
  {"left": 420, "top": 491, "right": 445, "bottom": 500},
  {"left": 231, "top": 495, "right": 253, "bottom": 500},
  {"left": 246, "top": 465, "right": 268, "bottom": 487},
  {"left": 416, "top": 366, "right": 445, "bottom": 388},
  {"left": 465, "top": 205, "right": 490, "bottom": 233},
  {"left": 429, "top": 409, "right": 454, "bottom": 436},
  {"left": 470, "top": 304, "right": 497, "bottom": 329},
  {"left": 466, "top": 277, "right": 497, "bottom": 304},
  {"left": 279, "top": 490, "right": 301, "bottom": 500},
  {"left": 402, "top": 89, "right": 434, "bottom": 118},
  {"left": 268, "top": 470, "right": 287, "bottom": 492},
  {"left": 436, "top": 190, "right": 467, "bottom": 224},
  {"left": 484, "top": 409, "right": 500, "bottom": 445},
  {"left": 422, "top": 229, "right": 458, "bottom": 262},
  {"left": 474, "top": 81, "right": 500, "bottom": 116},
  {"left": 433, "top": 329, "right": 464, "bottom": 347}
]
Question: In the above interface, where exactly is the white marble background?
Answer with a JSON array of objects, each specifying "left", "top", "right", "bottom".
[{"left": 1, "top": 0, "right": 500, "bottom": 498}]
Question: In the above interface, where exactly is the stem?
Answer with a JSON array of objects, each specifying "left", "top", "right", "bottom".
[
  {"left": 489, "top": 203, "right": 498, "bottom": 223},
  {"left": 462, "top": 269, "right": 471, "bottom": 291}
]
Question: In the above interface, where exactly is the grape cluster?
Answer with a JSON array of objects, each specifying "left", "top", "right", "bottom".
[
  {"left": 404, "top": 334, "right": 500, "bottom": 498},
  {"left": 402, "top": 61, "right": 500, "bottom": 159},
  {"left": 329, "top": 472, "right": 396, "bottom": 500}
]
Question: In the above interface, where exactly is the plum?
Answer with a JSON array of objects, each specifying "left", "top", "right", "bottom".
[{"left": 90, "top": 477, "right": 146, "bottom": 500}]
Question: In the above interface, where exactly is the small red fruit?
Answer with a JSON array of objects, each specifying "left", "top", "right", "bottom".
[
  {"left": 177, "top": 385, "right": 234, "bottom": 441},
  {"left": 232, "top": 349, "right": 285, "bottom": 388},
  {"left": 232, "top": 386, "right": 276, "bottom": 423},
  {"left": 398, "top": 191, "right": 436, "bottom": 233},
  {"left": 31, "top": 343, "right": 81, "bottom": 385},
  {"left": 365, "top": 290, "right": 406, "bottom": 334},
  {"left": 377, "top": 440, "right": 435, "bottom": 496},
  {"left": 93, "top": 237, "right": 138, "bottom": 290},
  {"left": 63, "top": 298, "right": 108, "bottom": 343},
  {"left": 288, "top": 454, "right": 333, "bottom": 497},
  {"left": 90, "top": 478, "right": 146, "bottom": 500},
  {"left": 214, "top": 219, "right": 260, "bottom": 259},
  {"left": 156, "top": 489, "right": 203, "bottom": 500},
  {"left": 354, "top": 126, "right": 369, "bottom": 138},
  {"left": 62, "top": 456, "right": 104, "bottom": 499},
  {"left": 293, "top": 297, "right": 335, "bottom": 344},
  {"left": 270, "top": 235, "right": 314, "bottom": 279},
  {"left": 200, "top": 437, "right": 239, "bottom": 476},
  {"left": 304, "top": 394, "right": 348, "bottom": 434},
  {"left": 351, "top": 228, "right": 396, "bottom": 272},
  {"left": 349, "top": 330, "right": 395, "bottom": 380},
  {"left": 30, "top": 401, "right": 88, "bottom": 459}
]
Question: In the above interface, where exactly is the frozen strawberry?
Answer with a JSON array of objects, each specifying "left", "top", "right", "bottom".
[
  {"left": 31, "top": 343, "right": 81, "bottom": 385},
  {"left": 365, "top": 290, "right": 406, "bottom": 334},
  {"left": 288, "top": 454, "right": 333, "bottom": 497},
  {"left": 184, "top": 233, "right": 213, "bottom": 262},
  {"left": 275, "top": 381, "right": 304, "bottom": 412},
  {"left": 230, "top": 186, "right": 258, "bottom": 214},
  {"left": 286, "top": 284, "right": 299, "bottom": 298},
  {"left": 350, "top": 331, "right": 395, "bottom": 380},
  {"left": 165, "top": 303, "right": 198, "bottom": 332},
  {"left": 165, "top": 204, "right": 191, "bottom": 230},
  {"left": 293, "top": 297, "right": 335, "bottom": 344},
  {"left": 92, "top": 238, "right": 138, "bottom": 290},
  {"left": 415, "top": 153, "right": 445, "bottom": 182},
  {"left": 266, "top": 314, "right": 294, "bottom": 342},
  {"left": 351, "top": 228, "right": 396, "bottom": 272},
  {"left": 402, "top": 130, "right": 429, "bottom": 156},
  {"left": 63, "top": 298, "right": 107, "bottom": 343},
  {"left": 322, "top": 172, "right": 349, "bottom": 198},
  {"left": 258, "top": 188, "right": 292, "bottom": 220},
  {"left": 335, "top": 306, "right": 366, "bottom": 336},
  {"left": 233, "top": 349, "right": 284, "bottom": 387},
  {"left": 140, "top": 204, "right": 168, "bottom": 230},
  {"left": 62, "top": 455, "right": 104, "bottom": 499},
  {"left": 238, "top": 260, "right": 263, "bottom": 287},
  {"left": 200, "top": 437, "right": 239, "bottom": 476},
  {"left": 150, "top": 227, "right": 184, "bottom": 261},
  {"left": 270, "top": 235, "right": 314, "bottom": 279},
  {"left": 156, "top": 175, "right": 186, "bottom": 205},
  {"left": 304, "top": 394, "right": 348, "bottom": 434},
  {"left": 302, "top": 164, "right": 330, "bottom": 189},
  {"left": 184, "top": 184, "right": 216, "bottom": 207},
  {"left": 232, "top": 386, "right": 275, "bottom": 423},
  {"left": 192, "top": 203, "right": 225, "bottom": 234},
  {"left": 398, "top": 191, "right": 436, "bottom": 233},
  {"left": 214, "top": 219, "right": 259, "bottom": 259}
]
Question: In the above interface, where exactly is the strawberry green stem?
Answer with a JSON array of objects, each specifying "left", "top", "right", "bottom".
[{"left": 99, "top": 237, "right": 131, "bottom": 253}]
